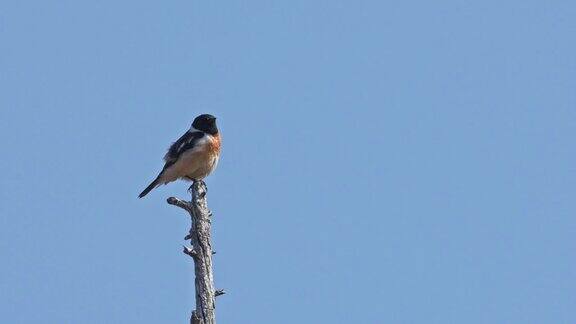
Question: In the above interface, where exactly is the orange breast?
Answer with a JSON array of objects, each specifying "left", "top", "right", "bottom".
[{"left": 209, "top": 133, "right": 221, "bottom": 155}]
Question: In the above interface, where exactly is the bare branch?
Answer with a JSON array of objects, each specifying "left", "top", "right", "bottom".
[{"left": 169, "top": 180, "right": 218, "bottom": 324}]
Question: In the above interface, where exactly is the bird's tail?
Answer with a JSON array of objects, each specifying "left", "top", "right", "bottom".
[{"left": 139, "top": 177, "right": 160, "bottom": 198}]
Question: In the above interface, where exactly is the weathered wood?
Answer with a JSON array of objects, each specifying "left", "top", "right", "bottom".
[{"left": 167, "top": 180, "right": 221, "bottom": 324}]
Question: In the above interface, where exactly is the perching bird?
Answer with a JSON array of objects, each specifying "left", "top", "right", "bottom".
[{"left": 139, "top": 114, "right": 221, "bottom": 198}]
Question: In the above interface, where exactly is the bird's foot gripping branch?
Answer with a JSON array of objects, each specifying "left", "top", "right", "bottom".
[{"left": 188, "top": 180, "right": 207, "bottom": 196}]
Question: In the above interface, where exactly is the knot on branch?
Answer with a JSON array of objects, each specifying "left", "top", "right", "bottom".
[{"left": 191, "top": 311, "right": 204, "bottom": 324}]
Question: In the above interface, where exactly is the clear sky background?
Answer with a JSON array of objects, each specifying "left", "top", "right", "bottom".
[{"left": 1, "top": 1, "right": 575, "bottom": 323}]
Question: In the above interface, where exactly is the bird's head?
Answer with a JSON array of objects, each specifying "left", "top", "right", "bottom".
[{"left": 192, "top": 114, "right": 218, "bottom": 135}]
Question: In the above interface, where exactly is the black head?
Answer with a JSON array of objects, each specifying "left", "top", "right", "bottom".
[{"left": 192, "top": 114, "right": 218, "bottom": 135}]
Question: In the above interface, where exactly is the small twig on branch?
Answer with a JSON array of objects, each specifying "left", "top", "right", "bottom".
[
  {"left": 183, "top": 245, "right": 197, "bottom": 258},
  {"left": 167, "top": 197, "right": 191, "bottom": 212}
]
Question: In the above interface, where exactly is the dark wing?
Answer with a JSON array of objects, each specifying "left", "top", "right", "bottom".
[
  {"left": 139, "top": 130, "right": 205, "bottom": 198},
  {"left": 163, "top": 131, "right": 205, "bottom": 168}
]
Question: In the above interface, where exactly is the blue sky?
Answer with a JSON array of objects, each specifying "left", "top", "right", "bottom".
[{"left": 1, "top": 0, "right": 575, "bottom": 323}]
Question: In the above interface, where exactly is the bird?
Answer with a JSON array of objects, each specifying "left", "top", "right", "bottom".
[{"left": 139, "top": 114, "right": 221, "bottom": 198}]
